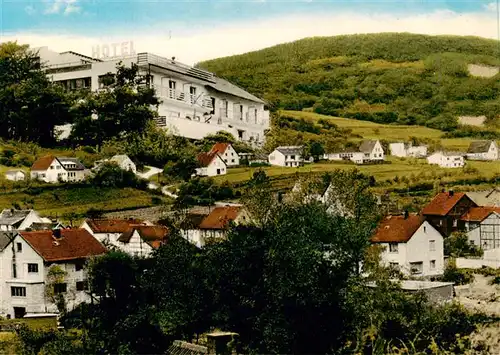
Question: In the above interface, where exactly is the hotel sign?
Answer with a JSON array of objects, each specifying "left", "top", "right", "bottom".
[{"left": 92, "top": 41, "right": 136, "bottom": 60}]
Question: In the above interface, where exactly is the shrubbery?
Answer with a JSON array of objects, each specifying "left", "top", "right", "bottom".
[{"left": 90, "top": 162, "right": 147, "bottom": 189}]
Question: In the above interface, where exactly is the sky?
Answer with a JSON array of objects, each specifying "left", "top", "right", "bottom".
[{"left": 0, "top": 0, "right": 500, "bottom": 64}]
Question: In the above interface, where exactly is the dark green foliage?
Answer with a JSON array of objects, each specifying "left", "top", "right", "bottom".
[
  {"left": 198, "top": 33, "right": 500, "bottom": 128},
  {"left": 163, "top": 155, "right": 199, "bottom": 182},
  {"left": 443, "top": 126, "right": 500, "bottom": 139},
  {"left": 174, "top": 178, "right": 236, "bottom": 209},
  {"left": 444, "top": 232, "right": 484, "bottom": 258},
  {"left": 91, "top": 162, "right": 147, "bottom": 189},
  {"left": 442, "top": 263, "right": 475, "bottom": 285},
  {"left": 0, "top": 42, "right": 73, "bottom": 146}
]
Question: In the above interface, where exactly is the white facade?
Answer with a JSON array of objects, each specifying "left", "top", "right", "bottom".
[
  {"left": 0, "top": 235, "right": 90, "bottom": 318},
  {"left": 324, "top": 152, "right": 365, "bottom": 164},
  {"left": 35, "top": 47, "right": 270, "bottom": 145},
  {"left": 110, "top": 155, "right": 137, "bottom": 173},
  {"left": 0, "top": 210, "right": 50, "bottom": 232},
  {"left": 377, "top": 222, "right": 444, "bottom": 277},
  {"left": 268, "top": 147, "right": 303, "bottom": 167},
  {"left": 466, "top": 141, "right": 499, "bottom": 161},
  {"left": 427, "top": 152, "right": 465, "bottom": 168},
  {"left": 31, "top": 157, "right": 87, "bottom": 183},
  {"left": 5, "top": 170, "right": 26, "bottom": 182},
  {"left": 363, "top": 140, "right": 385, "bottom": 161},
  {"left": 196, "top": 154, "right": 227, "bottom": 177},
  {"left": 213, "top": 144, "right": 240, "bottom": 167},
  {"left": 466, "top": 212, "right": 500, "bottom": 250},
  {"left": 324, "top": 140, "right": 384, "bottom": 164},
  {"left": 390, "top": 143, "right": 428, "bottom": 158},
  {"left": 116, "top": 230, "right": 154, "bottom": 257}
]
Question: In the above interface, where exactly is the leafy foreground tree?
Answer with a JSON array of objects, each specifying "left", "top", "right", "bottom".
[
  {"left": 0, "top": 42, "right": 72, "bottom": 146},
  {"left": 18, "top": 171, "right": 495, "bottom": 354},
  {"left": 70, "top": 63, "right": 160, "bottom": 150}
]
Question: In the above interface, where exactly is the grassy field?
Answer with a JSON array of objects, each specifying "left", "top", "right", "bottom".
[
  {"left": 0, "top": 185, "right": 163, "bottom": 218},
  {"left": 214, "top": 157, "right": 499, "bottom": 191},
  {"left": 283, "top": 110, "right": 488, "bottom": 151}
]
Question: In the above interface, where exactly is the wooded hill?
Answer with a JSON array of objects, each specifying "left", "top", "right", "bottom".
[{"left": 197, "top": 33, "right": 500, "bottom": 132}]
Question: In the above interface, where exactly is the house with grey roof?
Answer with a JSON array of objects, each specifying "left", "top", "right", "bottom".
[
  {"left": 31, "top": 155, "right": 88, "bottom": 183},
  {"left": 268, "top": 146, "right": 306, "bottom": 167},
  {"left": 324, "top": 140, "right": 384, "bottom": 164},
  {"left": 0, "top": 209, "right": 51, "bottom": 231},
  {"left": 466, "top": 140, "right": 499, "bottom": 161},
  {"left": 93, "top": 154, "right": 137, "bottom": 174},
  {"left": 467, "top": 188, "right": 500, "bottom": 207}
]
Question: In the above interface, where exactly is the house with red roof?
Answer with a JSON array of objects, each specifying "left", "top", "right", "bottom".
[
  {"left": 195, "top": 151, "right": 227, "bottom": 177},
  {"left": 81, "top": 218, "right": 150, "bottom": 246},
  {"left": 0, "top": 228, "right": 106, "bottom": 318},
  {"left": 209, "top": 143, "right": 240, "bottom": 167},
  {"left": 116, "top": 225, "right": 169, "bottom": 257},
  {"left": 371, "top": 213, "right": 444, "bottom": 277},
  {"left": 461, "top": 207, "right": 500, "bottom": 250},
  {"left": 421, "top": 190, "right": 477, "bottom": 236},
  {"left": 30, "top": 155, "right": 88, "bottom": 183},
  {"left": 181, "top": 205, "right": 249, "bottom": 247}
]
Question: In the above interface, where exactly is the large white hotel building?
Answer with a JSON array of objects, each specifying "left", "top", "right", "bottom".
[{"left": 34, "top": 47, "right": 270, "bottom": 145}]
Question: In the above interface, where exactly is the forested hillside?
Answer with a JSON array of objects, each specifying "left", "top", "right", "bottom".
[{"left": 198, "top": 33, "right": 500, "bottom": 131}]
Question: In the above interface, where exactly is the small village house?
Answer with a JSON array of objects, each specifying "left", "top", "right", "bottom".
[
  {"left": 0, "top": 209, "right": 52, "bottom": 231},
  {"left": 389, "top": 142, "right": 428, "bottom": 158},
  {"left": 466, "top": 140, "right": 499, "bottom": 161},
  {"left": 324, "top": 140, "right": 384, "bottom": 164},
  {"left": 81, "top": 218, "right": 150, "bottom": 246},
  {"left": 209, "top": 143, "right": 240, "bottom": 167},
  {"left": 461, "top": 207, "right": 500, "bottom": 250},
  {"left": 110, "top": 155, "right": 137, "bottom": 173},
  {"left": 426, "top": 151, "right": 465, "bottom": 168},
  {"left": 181, "top": 206, "right": 249, "bottom": 247},
  {"left": 5, "top": 170, "right": 26, "bottom": 182},
  {"left": 371, "top": 213, "right": 444, "bottom": 277},
  {"left": 422, "top": 191, "right": 477, "bottom": 236},
  {"left": 196, "top": 151, "right": 227, "bottom": 176},
  {"left": 30, "top": 155, "right": 88, "bottom": 183},
  {"left": 116, "top": 225, "right": 169, "bottom": 257},
  {"left": 467, "top": 188, "right": 500, "bottom": 207},
  {"left": 0, "top": 228, "right": 107, "bottom": 318},
  {"left": 268, "top": 146, "right": 304, "bottom": 167}
]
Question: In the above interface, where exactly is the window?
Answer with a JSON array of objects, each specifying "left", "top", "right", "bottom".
[
  {"left": 423, "top": 226, "right": 426, "bottom": 233},
  {"left": 290, "top": 155, "right": 295, "bottom": 160},
  {"left": 389, "top": 262, "right": 399, "bottom": 268},
  {"left": 231, "top": 159, "right": 235, "bottom": 163},
  {"left": 28, "top": 263, "right": 38, "bottom": 273},
  {"left": 54, "top": 283, "right": 67, "bottom": 294},
  {"left": 76, "top": 281, "right": 88, "bottom": 291},
  {"left": 430, "top": 260, "right": 436, "bottom": 270},
  {"left": 168, "top": 80, "right": 176, "bottom": 90},
  {"left": 429, "top": 240, "right": 436, "bottom": 251},
  {"left": 16, "top": 243, "right": 22, "bottom": 252},
  {"left": 11, "top": 287, "right": 26, "bottom": 297},
  {"left": 410, "top": 262, "right": 423, "bottom": 275},
  {"left": 189, "top": 86, "right": 196, "bottom": 95},
  {"left": 389, "top": 243, "right": 399, "bottom": 253},
  {"left": 50, "top": 166, "right": 54, "bottom": 170},
  {"left": 12, "top": 263, "right": 17, "bottom": 279},
  {"left": 75, "top": 262, "right": 84, "bottom": 271}
]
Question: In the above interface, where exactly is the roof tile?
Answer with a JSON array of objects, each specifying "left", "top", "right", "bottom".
[
  {"left": 421, "top": 192, "right": 469, "bottom": 216},
  {"left": 85, "top": 219, "right": 145, "bottom": 233},
  {"left": 461, "top": 207, "right": 500, "bottom": 222},
  {"left": 31, "top": 155, "right": 56, "bottom": 171},
  {"left": 371, "top": 214, "right": 426, "bottom": 243},
  {"left": 199, "top": 206, "right": 242, "bottom": 230}
]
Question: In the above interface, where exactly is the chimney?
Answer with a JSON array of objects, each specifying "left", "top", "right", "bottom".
[
  {"left": 449, "top": 190, "right": 454, "bottom": 197},
  {"left": 53, "top": 229, "right": 62, "bottom": 239},
  {"left": 206, "top": 332, "right": 238, "bottom": 355},
  {"left": 403, "top": 210, "right": 409, "bottom": 219}
]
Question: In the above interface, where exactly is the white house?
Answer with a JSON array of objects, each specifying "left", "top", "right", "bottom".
[
  {"left": 466, "top": 140, "right": 499, "bottom": 161},
  {"left": 0, "top": 228, "right": 106, "bottom": 318},
  {"left": 196, "top": 151, "right": 227, "bottom": 177},
  {"left": 461, "top": 207, "right": 500, "bottom": 250},
  {"left": 5, "top": 170, "right": 26, "bottom": 182},
  {"left": 324, "top": 140, "right": 384, "bottom": 164},
  {"left": 110, "top": 155, "right": 137, "bottom": 173},
  {"left": 115, "top": 225, "right": 169, "bottom": 257},
  {"left": 0, "top": 209, "right": 51, "bottom": 232},
  {"left": 371, "top": 214, "right": 444, "bottom": 277},
  {"left": 209, "top": 143, "right": 240, "bottom": 167},
  {"left": 34, "top": 47, "right": 270, "bottom": 145},
  {"left": 81, "top": 218, "right": 150, "bottom": 246},
  {"left": 181, "top": 206, "right": 250, "bottom": 248},
  {"left": 268, "top": 146, "right": 304, "bottom": 167},
  {"left": 30, "top": 155, "right": 88, "bottom": 183},
  {"left": 427, "top": 151, "right": 465, "bottom": 168},
  {"left": 389, "top": 142, "right": 428, "bottom": 158}
]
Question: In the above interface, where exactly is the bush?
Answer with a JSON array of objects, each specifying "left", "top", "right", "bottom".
[
  {"left": 442, "top": 263, "right": 474, "bottom": 285},
  {"left": 91, "top": 162, "right": 147, "bottom": 189}
]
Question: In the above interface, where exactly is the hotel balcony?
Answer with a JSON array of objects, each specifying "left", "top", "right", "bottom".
[{"left": 153, "top": 85, "right": 213, "bottom": 110}]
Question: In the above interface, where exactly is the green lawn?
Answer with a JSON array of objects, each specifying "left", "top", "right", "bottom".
[
  {"left": 215, "top": 157, "right": 499, "bottom": 190},
  {"left": 0, "top": 317, "right": 57, "bottom": 330},
  {"left": 282, "top": 110, "right": 489, "bottom": 151},
  {"left": 0, "top": 185, "right": 163, "bottom": 217}
]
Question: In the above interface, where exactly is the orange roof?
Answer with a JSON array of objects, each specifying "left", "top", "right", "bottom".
[
  {"left": 421, "top": 192, "right": 469, "bottom": 216},
  {"left": 85, "top": 219, "right": 145, "bottom": 233},
  {"left": 197, "top": 151, "right": 219, "bottom": 167},
  {"left": 19, "top": 229, "right": 107, "bottom": 262},
  {"left": 461, "top": 207, "right": 500, "bottom": 222},
  {"left": 199, "top": 206, "right": 242, "bottom": 230},
  {"left": 371, "top": 215, "right": 426, "bottom": 243},
  {"left": 210, "top": 143, "right": 230, "bottom": 155},
  {"left": 31, "top": 155, "right": 56, "bottom": 171},
  {"left": 118, "top": 225, "right": 169, "bottom": 248}
]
